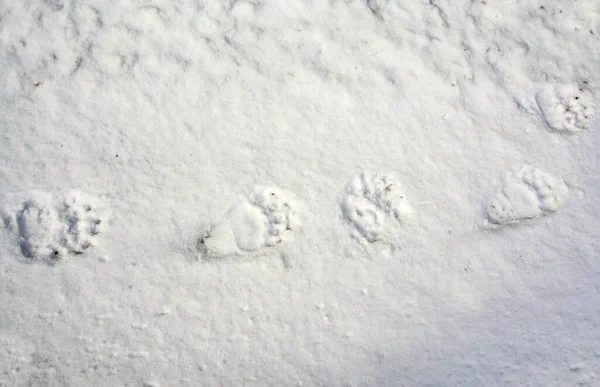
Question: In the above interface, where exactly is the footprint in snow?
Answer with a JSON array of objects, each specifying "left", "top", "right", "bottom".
[
  {"left": 197, "top": 186, "right": 300, "bottom": 260},
  {"left": 536, "top": 84, "right": 594, "bottom": 133},
  {"left": 5, "top": 192, "right": 107, "bottom": 263},
  {"left": 16, "top": 199, "right": 61, "bottom": 262},
  {"left": 485, "top": 165, "right": 568, "bottom": 225},
  {"left": 341, "top": 172, "right": 413, "bottom": 243},
  {"left": 56, "top": 192, "right": 105, "bottom": 255}
]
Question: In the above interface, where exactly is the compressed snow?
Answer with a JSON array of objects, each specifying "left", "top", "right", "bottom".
[
  {"left": 485, "top": 165, "right": 569, "bottom": 225},
  {"left": 1, "top": 0, "right": 600, "bottom": 386},
  {"left": 2, "top": 191, "right": 106, "bottom": 263},
  {"left": 536, "top": 84, "right": 595, "bottom": 133},
  {"left": 341, "top": 172, "right": 412, "bottom": 243},
  {"left": 198, "top": 186, "right": 300, "bottom": 260}
]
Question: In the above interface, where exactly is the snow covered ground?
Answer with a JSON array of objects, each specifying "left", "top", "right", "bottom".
[{"left": 0, "top": 0, "right": 599, "bottom": 385}]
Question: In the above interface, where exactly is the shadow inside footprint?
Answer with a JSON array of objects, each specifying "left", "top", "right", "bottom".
[
  {"left": 57, "top": 197, "right": 102, "bottom": 255},
  {"left": 16, "top": 209, "right": 36, "bottom": 259},
  {"left": 16, "top": 201, "right": 54, "bottom": 260}
]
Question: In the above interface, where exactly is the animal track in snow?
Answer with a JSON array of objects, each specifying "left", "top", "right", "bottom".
[
  {"left": 55, "top": 192, "right": 104, "bottom": 255},
  {"left": 197, "top": 186, "right": 300, "bottom": 260},
  {"left": 536, "top": 84, "right": 594, "bottom": 133},
  {"left": 485, "top": 165, "right": 568, "bottom": 225},
  {"left": 16, "top": 199, "right": 61, "bottom": 261},
  {"left": 341, "top": 172, "right": 413, "bottom": 243},
  {"left": 6, "top": 192, "right": 106, "bottom": 263}
]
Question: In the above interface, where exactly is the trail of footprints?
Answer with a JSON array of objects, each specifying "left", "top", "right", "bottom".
[
  {"left": 0, "top": 171, "right": 578, "bottom": 263},
  {"left": 195, "top": 173, "right": 413, "bottom": 261},
  {"left": 0, "top": 83, "right": 594, "bottom": 263},
  {"left": 193, "top": 166, "right": 571, "bottom": 261}
]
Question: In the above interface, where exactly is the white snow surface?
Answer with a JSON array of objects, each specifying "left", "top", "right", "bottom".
[{"left": 1, "top": 0, "right": 600, "bottom": 385}]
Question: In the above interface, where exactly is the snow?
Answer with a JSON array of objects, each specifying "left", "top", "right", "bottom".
[
  {"left": 0, "top": 0, "right": 599, "bottom": 385},
  {"left": 341, "top": 172, "right": 413, "bottom": 243},
  {"left": 199, "top": 186, "right": 300, "bottom": 260},
  {"left": 536, "top": 84, "right": 595, "bottom": 133},
  {"left": 485, "top": 165, "right": 569, "bottom": 225},
  {"left": 6, "top": 190, "right": 107, "bottom": 263}
]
